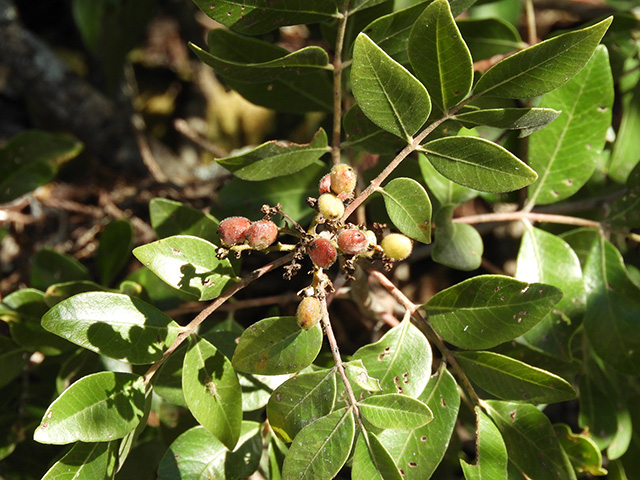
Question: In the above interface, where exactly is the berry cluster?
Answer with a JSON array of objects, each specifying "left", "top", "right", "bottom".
[{"left": 216, "top": 163, "right": 414, "bottom": 329}]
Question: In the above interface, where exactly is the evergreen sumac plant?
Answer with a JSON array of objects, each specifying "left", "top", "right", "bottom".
[{"left": 3, "top": 1, "right": 640, "bottom": 480}]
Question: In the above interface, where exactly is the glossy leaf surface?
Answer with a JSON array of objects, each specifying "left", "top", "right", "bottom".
[
  {"left": 192, "top": 0, "right": 337, "bottom": 35},
  {"left": 418, "top": 153, "right": 477, "bottom": 206},
  {"left": 516, "top": 225, "right": 585, "bottom": 360},
  {"left": 425, "top": 275, "right": 562, "bottom": 349},
  {"left": 460, "top": 407, "right": 508, "bottom": 480},
  {"left": 282, "top": 408, "right": 355, "bottom": 480},
  {"left": 150, "top": 198, "right": 219, "bottom": 243},
  {"left": 34, "top": 372, "right": 146, "bottom": 444},
  {"left": 133, "top": 235, "right": 237, "bottom": 301},
  {"left": 381, "top": 177, "right": 432, "bottom": 243},
  {"left": 352, "top": 431, "right": 402, "bottom": 480},
  {"left": 408, "top": 0, "right": 473, "bottom": 112},
  {"left": 359, "top": 393, "right": 433, "bottom": 429},
  {"left": 527, "top": 46, "right": 613, "bottom": 205},
  {"left": 267, "top": 369, "right": 337, "bottom": 443},
  {"left": 232, "top": 316, "right": 322, "bottom": 375},
  {"left": 422, "top": 136, "right": 537, "bottom": 193},
  {"left": 379, "top": 367, "right": 460, "bottom": 479},
  {"left": 486, "top": 400, "right": 576, "bottom": 480},
  {"left": 183, "top": 336, "right": 242, "bottom": 450},
  {"left": 42, "top": 292, "right": 181, "bottom": 364},
  {"left": 216, "top": 128, "right": 328, "bottom": 180},
  {"left": 584, "top": 237, "right": 640, "bottom": 374},
  {"left": 351, "top": 318, "right": 432, "bottom": 398},
  {"left": 473, "top": 17, "right": 612, "bottom": 99},
  {"left": 352, "top": 33, "right": 431, "bottom": 139},
  {"left": 455, "top": 350, "right": 577, "bottom": 403}
]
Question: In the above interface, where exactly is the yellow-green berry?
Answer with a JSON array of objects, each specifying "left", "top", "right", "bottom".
[
  {"left": 317, "top": 193, "right": 344, "bottom": 220},
  {"left": 380, "top": 233, "right": 413, "bottom": 260},
  {"left": 330, "top": 164, "right": 357, "bottom": 196},
  {"left": 296, "top": 296, "right": 322, "bottom": 329}
]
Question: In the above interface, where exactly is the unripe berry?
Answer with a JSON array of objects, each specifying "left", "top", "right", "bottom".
[
  {"left": 218, "top": 216, "right": 251, "bottom": 246},
  {"left": 337, "top": 229, "right": 369, "bottom": 255},
  {"left": 330, "top": 164, "right": 357, "bottom": 196},
  {"left": 318, "top": 174, "right": 331, "bottom": 195},
  {"left": 317, "top": 193, "right": 344, "bottom": 221},
  {"left": 296, "top": 296, "right": 322, "bottom": 330},
  {"left": 308, "top": 238, "right": 337, "bottom": 269},
  {"left": 365, "top": 230, "right": 377, "bottom": 247},
  {"left": 246, "top": 220, "right": 278, "bottom": 250},
  {"left": 380, "top": 233, "right": 413, "bottom": 260}
]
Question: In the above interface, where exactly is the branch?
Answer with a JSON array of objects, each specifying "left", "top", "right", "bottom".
[
  {"left": 452, "top": 211, "right": 602, "bottom": 229},
  {"left": 331, "top": 5, "right": 350, "bottom": 165}
]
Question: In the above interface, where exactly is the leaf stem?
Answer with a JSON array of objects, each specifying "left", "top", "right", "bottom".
[
  {"left": 142, "top": 251, "right": 296, "bottom": 384},
  {"left": 368, "top": 269, "right": 480, "bottom": 407},
  {"left": 331, "top": 4, "right": 350, "bottom": 165}
]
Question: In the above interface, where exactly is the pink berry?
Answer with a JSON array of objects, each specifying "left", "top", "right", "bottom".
[
  {"left": 318, "top": 174, "right": 331, "bottom": 195},
  {"left": 217, "top": 216, "right": 251, "bottom": 246},
  {"left": 308, "top": 238, "right": 337, "bottom": 269},
  {"left": 337, "top": 229, "right": 369, "bottom": 255},
  {"left": 246, "top": 220, "right": 279, "bottom": 250},
  {"left": 296, "top": 297, "right": 322, "bottom": 329},
  {"left": 330, "top": 164, "right": 357, "bottom": 196}
]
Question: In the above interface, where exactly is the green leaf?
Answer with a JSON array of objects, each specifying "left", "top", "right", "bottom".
[
  {"left": 351, "top": 33, "right": 431, "bottom": 139},
  {"left": 157, "top": 422, "right": 262, "bottom": 480},
  {"left": 282, "top": 408, "right": 355, "bottom": 480},
  {"left": 97, "top": 219, "right": 133, "bottom": 286},
  {"left": 485, "top": 400, "right": 577, "bottom": 480},
  {"left": 454, "top": 108, "right": 561, "bottom": 137},
  {"left": 381, "top": 177, "right": 432, "bottom": 243},
  {"left": 456, "top": 17, "right": 522, "bottom": 61},
  {"left": 379, "top": 367, "right": 460, "bottom": 479},
  {"left": 191, "top": 29, "right": 330, "bottom": 83},
  {"left": 41, "top": 441, "right": 118, "bottom": 480},
  {"left": 348, "top": 0, "right": 391, "bottom": 14},
  {"left": 515, "top": 225, "right": 585, "bottom": 360},
  {"left": 1, "top": 289, "right": 72, "bottom": 355},
  {"left": 455, "top": 351, "right": 577, "bottom": 404},
  {"left": 578, "top": 373, "right": 618, "bottom": 450},
  {"left": 352, "top": 431, "right": 403, "bottom": 480},
  {"left": 216, "top": 128, "right": 329, "bottom": 181},
  {"left": 418, "top": 153, "right": 477, "bottom": 206},
  {"left": 473, "top": 17, "right": 612, "bottom": 99},
  {"left": 0, "top": 337, "right": 25, "bottom": 389},
  {"left": 267, "top": 369, "right": 337, "bottom": 443},
  {"left": 425, "top": 275, "right": 563, "bottom": 349},
  {"left": 583, "top": 236, "right": 640, "bottom": 374},
  {"left": 0, "top": 130, "right": 82, "bottom": 203},
  {"left": 343, "top": 104, "right": 407, "bottom": 155},
  {"left": 408, "top": 0, "right": 473, "bottom": 112},
  {"left": 460, "top": 407, "right": 508, "bottom": 480},
  {"left": 183, "top": 336, "right": 242, "bottom": 450},
  {"left": 216, "top": 163, "right": 326, "bottom": 225},
  {"left": 192, "top": 0, "right": 337, "bottom": 35},
  {"left": 44, "top": 280, "right": 110, "bottom": 307},
  {"left": 554, "top": 424, "right": 607, "bottom": 476},
  {"left": 344, "top": 359, "right": 382, "bottom": 392},
  {"left": 232, "top": 316, "right": 323, "bottom": 375},
  {"left": 30, "top": 247, "right": 90, "bottom": 291},
  {"left": 34, "top": 371, "right": 146, "bottom": 444},
  {"left": 422, "top": 136, "right": 537, "bottom": 193},
  {"left": 359, "top": 394, "right": 433, "bottom": 429},
  {"left": 150, "top": 198, "right": 220, "bottom": 242},
  {"left": 42, "top": 291, "right": 181, "bottom": 364},
  {"left": 133, "top": 235, "right": 238, "bottom": 301},
  {"left": 351, "top": 317, "right": 432, "bottom": 398},
  {"left": 432, "top": 206, "right": 483, "bottom": 270},
  {"left": 527, "top": 46, "right": 613, "bottom": 206},
  {"left": 609, "top": 77, "right": 640, "bottom": 183}
]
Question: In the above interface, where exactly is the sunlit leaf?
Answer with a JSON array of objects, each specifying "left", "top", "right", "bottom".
[
  {"left": 352, "top": 33, "right": 431, "bottom": 139},
  {"left": 41, "top": 441, "right": 118, "bottom": 480},
  {"left": 381, "top": 177, "right": 432, "bottom": 243},
  {"left": 554, "top": 424, "right": 607, "bottom": 476},
  {"left": 352, "top": 431, "right": 402, "bottom": 480},
  {"left": 359, "top": 394, "right": 433, "bottom": 429}
]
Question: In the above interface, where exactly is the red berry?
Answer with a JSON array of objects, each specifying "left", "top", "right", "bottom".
[
  {"left": 296, "top": 297, "right": 322, "bottom": 329},
  {"left": 318, "top": 174, "right": 331, "bottom": 195},
  {"left": 337, "top": 229, "right": 369, "bottom": 255},
  {"left": 246, "top": 220, "right": 279, "bottom": 250},
  {"left": 218, "top": 216, "right": 251, "bottom": 246},
  {"left": 308, "top": 238, "right": 337, "bottom": 269},
  {"left": 330, "top": 164, "right": 357, "bottom": 196}
]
